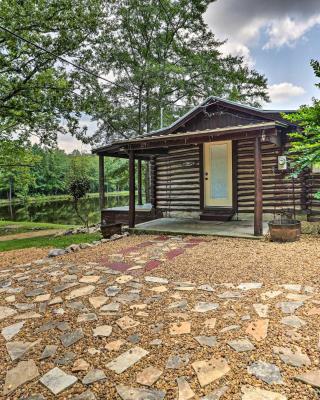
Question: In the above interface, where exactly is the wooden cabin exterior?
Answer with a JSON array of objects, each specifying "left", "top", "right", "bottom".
[{"left": 93, "top": 97, "right": 320, "bottom": 236}]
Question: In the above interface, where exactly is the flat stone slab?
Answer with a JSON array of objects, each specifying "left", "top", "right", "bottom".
[
  {"left": 116, "top": 316, "right": 140, "bottom": 330},
  {"left": 198, "top": 284, "right": 215, "bottom": 292},
  {"left": 89, "top": 296, "right": 108, "bottom": 308},
  {"left": 273, "top": 346, "right": 311, "bottom": 367},
  {"left": 66, "top": 285, "right": 95, "bottom": 300},
  {"left": 176, "top": 376, "right": 195, "bottom": 400},
  {"left": 192, "top": 357, "right": 230, "bottom": 387},
  {"left": 194, "top": 336, "right": 217, "bottom": 347},
  {"left": 1, "top": 321, "right": 25, "bottom": 341},
  {"left": 238, "top": 282, "right": 262, "bottom": 291},
  {"left": 105, "top": 286, "right": 121, "bottom": 296},
  {"left": 204, "top": 318, "right": 216, "bottom": 329},
  {"left": 100, "top": 302, "right": 121, "bottom": 312},
  {"left": 72, "top": 389, "right": 97, "bottom": 400},
  {"left": 295, "top": 370, "right": 320, "bottom": 388},
  {"left": 40, "top": 367, "right": 77, "bottom": 395},
  {"left": 276, "top": 301, "right": 304, "bottom": 314},
  {"left": 253, "top": 304, "right": 269, "bottom": 318},
  {"left": 200, "top": 386, "right": 229, "bottom": 400},
  {"left": 0, "top": 306, "right": 17, "bottom": 321},
  {"left": 25, "top": 288, "right": 46, "bottom": 297},
  {"left": 40, "top": 344, "right": 58, "bottom": 360},
  {"left": 281, "top": 315, "right": 306, "bottom": 329},
  {"left": 166, "top": 354, "right": 190, "bottom": 369},
  {"left": 6, "top": 340, "right": 40, "bottom": 361},
  {"left": 106, "top": 346, "right": 149, "bottom": 374},
  {"left": 145, "top": 276, "right": 168, "bottom": 284},
  {"left": 82, "top": 369, "right": 106, "bottom": 385},
  {"left": 136, "top": 366, "right": 163, "bottom": 386},
  {"left": 3, "top": 359, "right": 39, "bottom": 396},
  {"left": 116, "top": 384, "right": 166, "bottom": 400},
  {"left": 228, "top": 338, "right": 255, "bottom": 352},
  {"left": 193, "top": 302, "right": 219, "bottom": 313},
  {"left": 246, "top": 319, "right": 269, "bottom": 341},
  {"left": 247, "top": 361, "right": 283, "bottom": 385},
  {"left": 77, "top": 313, "right": 97, "bottom": 323},
  {"left": 170, "top": 321, "right": 191, "bottom": 335},
  {"left": 241, "top": 386, "right": 287, "bottom": 400},
  {"left": 60, "top": 328, "right": 84, "bottom": 347},
  {"left": 93, "top": 325, "right": 112, "bottom": 337},
  {"left": 79, "top": 275, "right": 101, "bottom": 284}
]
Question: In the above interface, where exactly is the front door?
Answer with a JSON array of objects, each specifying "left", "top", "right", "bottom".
[{"left": 204, "top": 141, "right": 233, "bottom": 207}]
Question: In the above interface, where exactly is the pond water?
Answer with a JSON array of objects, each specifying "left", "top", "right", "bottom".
[{"left": 0, "top": 195, "right": 129, "bottom": 225}]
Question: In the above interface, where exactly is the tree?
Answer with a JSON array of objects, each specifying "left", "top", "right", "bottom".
[{"left": 284, "top": 60, "right": 320, "bottom": 197}]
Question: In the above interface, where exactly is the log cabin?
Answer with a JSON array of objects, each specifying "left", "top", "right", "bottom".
[{"left": 93, "top": 97, "right": 320, "bottom": 236}]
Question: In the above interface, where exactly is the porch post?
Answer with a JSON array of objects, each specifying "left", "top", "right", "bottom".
[
  {"left": 99, "top": 154, "right": 105, "bottom": 209},
  {"left": 129, "top": 150, "right": 136, "bottom": 228},
  {"left": 254, "top": 136, "right": 263, "bottom": 236},
  {"left": 137, "top": 159, "right": 143, "bottom": 205}
]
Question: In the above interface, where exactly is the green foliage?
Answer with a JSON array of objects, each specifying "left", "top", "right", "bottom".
[{"left": 0, "top": 220, "right": 76, "bottom": 236}]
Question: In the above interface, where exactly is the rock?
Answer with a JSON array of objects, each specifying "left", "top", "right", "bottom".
[
  {"left": 116, "top": 316, "right": 140, "bottom": 330},
  {"left": 200, "top": 386, "right": 229, "bottom": 399},
  {"left": 66, "top": 285, "right": 95, "bottom": 300},
  {"left": 55, "top": 352, "right": 76, "bottom": 365},
  {"left": 73, "top": 358, "right": 90, "bottom": 372},
  {"left": 67, "top": 301, "right": 89, "bottom": 312},
  {"left": 72, "top": 389, "right": 97, "bottom": 399},
  {"left": 34, "top": 293, "right": 51, "bottom": 302},
  {"left": 14, "top": 311, "right": 41, "bottom": 320},
  {"left": 105, "top": 286, "right": 121, "bottom": 296},
  {"left": 89, "top": 296, "right": 108, "bottom": 308},
  {"left": 150, "top": 339, "right": 162, "bottom": 346},
  {"left": 40, "top": 344, "right": 58, "bottom": 360},
  {"left": 228, "top": 338, "right": 255, "bottom": 352},
  {"left": 6, "top": 340, "right": 40, "bottom": 361},
  {"left": 79, "top": 275, "right": 101, "bottom": 284},
  {"left": 194, "top": 336, "right": 217, "bottom": 347},
  {"left": 295, "top": 370, "right": 320, "bottom": 388},
  {"left": 3, "top": 359, "right": 39, "bottom": 395},
  {"left": 241, "top": 385, "right": 287, "bottom": 400},
  {"left": 238, "top": 282, "right": 262, "bottom": 291},
  {"left": 170, "top": 321, "right": 191, "bottom": 335},
  {"left": 53, "top": 282, "right": 79, "bottom": 293},
  {"left": 82, "top": 369, "right": 106, "bottom": 385},
  {"left": 136, "top": 366, "right": 163, "bottom": 386},
  {"left": 116, "top": 385, "right": 166, "bottom": 400},
  {"left": 168, "top": 300, "right": 188, "bottom": 310},
  {"left": 198, "top": 284, "right": 215, "bottom": 292},
  {"left": 77, "top": 313, "right": 97, "bottom": 323},
  {"left": 93, "top": 324, "right": 112, "bottom": 337},
  {"left": 128, "top": 334, "right": 141, "bottom": 344},
  {"left": 48, "top": 248, "right": 66, "bottom": 257},
  {"left": 0, "top": 305, "right": 17, "bottom": 321},
  {"left": 281, "top": 315, "right": 306, "bottom": 329},
  {"left": 66, "top": 244, "right": 80, "bottom": 252},
  {"left": 247, "top": 361, "right": 283, "bottom": 384},
  {"left": 193, "top": 302, "right": 219, "bottom": 313},
  {"left": 1, "top": 321, "right": 25, "bottom": 341},
  {"left": 48, "top": 296, "right": 63, "bottom": 305},
  {"left": 106, "top": 346, "right": 149, "bottom": 374},
  {"left": 117, "top": 293, "right": 140, "bottom": 304},
  {"left": 245, "top": 319, "right": 269, "bottom": 341},
  {"left": 276, "top": 301, "right": 303, "bottom": 314},
  {"left": 253, "top": 304, "right": 269, "bottom": 318},
  {"left": 177, "top": 377, "right": 195, "bottom": 400},
  {"left": 204, "top": 318, "right": 216, "bottom": 329},
  {"left": 60, "top": 328, "right": 84, "bottom": 347},
  {"left": 280, "top": 284, "right": 301, "bottom": 292},
  {"left": 220, "top": 325, "right": 240, "bottom": 333},
  {"left": 105, "top": 339, "right": 126, "bottom": 352},
  {"left": 100, "top": 302, "right": 120, "bottom": 312},
  {"left": 145, "top": 276, "right": 168, "bottom": 284},
  {"left": 217, "top": 291, "right": 243, "bottom": 299},
  {"left": 260, "top": 290, "right": 282, "bottom": 300},
  {"left": 273, "top": 346, "right": 311, "bottom": 367},
  {"left": 40, "top": 367, "right": 77, "bottom": 395},
  {"left": 192, "top": 357, "right": 230, "bottom": 387},
  {"left": 15, "top": 303, "right": 35, "bottom": 311},
  {"left": 166, "top": 354, "right": 190, "bottom": 369}
]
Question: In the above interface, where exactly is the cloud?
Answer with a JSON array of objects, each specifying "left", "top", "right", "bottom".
[
  {"left": 266, "top": 82, "right": 306, "bottom": 108},
  {"left": 204, "top": 0, "right": 320, "bottom": 63}
]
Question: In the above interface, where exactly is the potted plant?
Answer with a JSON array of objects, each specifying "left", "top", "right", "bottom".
[{"left": 268, "top": 208, "right": 301, "bottom": 242}]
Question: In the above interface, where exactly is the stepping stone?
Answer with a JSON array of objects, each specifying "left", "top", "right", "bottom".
[
  {"left": 34, "top": 293, "right": 51, "bottom": 302},
  {"left": 117, "top": 293, "right": 140, "bottom": 304},
  {"left": 276, "top": 301, "right": 303, "bottom": 314},
  {"left": 53, "top": 282, "right": 79, "bottom": 293},
  {"left": 105, "top": 286, "right": 121, "bottom": 296},
  {"left": 150, "top": 285, "right": 167, "bottom": 293},
  {"left": 106, "top": 346, "right": 149, "bottom": 374},
  {"left": 228, "top": 338, "right": 255, "bottom": 352},
  {"left": 306, "top": 307, "right": 320, "bottom": 316},
  {"left": 198, "top": 284, "right": 215, "bottom": 292},
  {"left": 116, "top": 384, "right": 166, "bottom": 400},
  {"left": 66, "top": 285, "right": 95, "bottom": 300},
  {"left": 100, "top": 302, "right": 121, "bottom": 313},
  {"left": 130, "top": 303, "right": 147, "bottom": 310},
  {"left": 0, "top": 305, "right": 17, "bottom": 321},
  {"left": 15, "top": 303, "right": 35, "bottom": 311},
  {"left": 67, "top": 301, "right": 88, "bottom": 312},
  {"left": 193, "top": 302, "right": 219, "bottom": 313},
  {"left": 166, "top": 354, "right": 190, "bottom": 369},
  {"left": 273, "top": 346, "right": 311, "bottom": 367},
  {"left": 40, "top": 344, "right": 58, "bottom": 360},
  {"left": 192, "top": 357, "right": 230, "bottom": 387},
  {"left": 128, "top": 333, "right": 141, "bottom": 344},
  {"left": 116, "top": 316, "right": 140, "bottom": 330},
  {"left": 241, "top": 385, "right": 287, "bottom": 400},
  {"left": 220, "top": 325, "right": 240, "bottom": 333},
  {"left": 168, "top": 300, "right": 188, "bottom": 310},
  {"left": 217, "top": 291, "right": 242, "bottom": 299},
  {"left": 72, "top": 358, "right": 90, "bottom": 372},
  {"left": 82, "top": 369, "right": 106, "bottom": 385},
  {"left": 14, "top": 311, "right": 41, "bottom": 319},
  {"left": 89, "top": 296, "right": 108, "bottom": 308},
  {"left": 1, "top": 321, "right": 25, "bottom": 341},
  {"left": 55, "top": 352, "right": 76, "bottom": 365},
  {"left": 170, "top": 321, "right": 191, "bottom": 335},
  {"left": 247, "top": 361, "right": 283, "bottom": 384},
  {"left": 5, "top": 295, "right": 15, "bottom": 302},
  {"left": 40, "top": 367, "right": 77, "bottom": 395},
  {"left": 93, "top": 325, "right": 112, "bottom": 337},
  {"left": 177, "top": 377, "right": 195, "bottom": 400},
  {"left": 60, "top": 328, "right": 84, "bottom": 347},
  {"left": 116, "top": 275, "right": 134, "bottom": 284},
  {"left": 280, "top": 284, "right": 301, "bottom": 292},
  {"left": 281, "top": 315, "right": 306, "bottom": 329},
  {"left": 3, "top": 359, "right": 39, "bottom": 396},
  {"left": 145, "top": 276, "right": 168, "bottom": 284},
  {"left": 204, "top": 318, "right": 216, "bottom": 329},
  {"left": 77, "top": 313, "right": 98, "bottom": 323},
  {"left": 194, "top": 336, "right": 217, "bottom": 347},
  {"left": 238, "top": 282, "right": 262, "bottom": 291},
  {"left": 260, "top": 290, "right": 282, "bottom": 301},
  {"left": 286, "top": 293, "right": 311, "bottom": 301},
  {"left": 72, "top": 389, "right": 97, "bottom": 400},
  {"left": 25, "top": 288, "right": 46, "bottom": 297},
  {"left": 136, "top": 366, "right": 163, "bottom": 386},
  {"left": 105, "top": 339, "right": 126, "bottom": 351},
  {"left": 295, "top": 370, "right": 320, "bottom": 388},
  {"left": 150, "top": 339, "right": 162, "bottom": 346},
  {"left": 48, "top": 296, "right": 63, "bottom": 305},
  {"left": 246, "top": 319, "right": 269, "bottom": 341},
  {"left": 253, "top": 304, "right": 269, "bottom": 318},
  {"left": 200, "top": 386, "right": 229, "bottom": 399},
  {"left": 6, "top": 340, "right": 40, "bottom": 361},
  {"left": 79, "top": 276, "right": 101, "bottom": 284}
]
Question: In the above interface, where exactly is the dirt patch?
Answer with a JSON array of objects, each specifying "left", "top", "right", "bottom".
[
  {"left": 0, "top": 229, "right": 64, "bottom": 242},
  {"left": 0, "top": 247, "right": 50, "bottom": 269}
]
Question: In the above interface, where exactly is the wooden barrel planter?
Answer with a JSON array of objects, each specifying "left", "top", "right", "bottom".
[
  {"left": 100, "top": 223, "right": 122, "bottom": 239},
  {"left": 268, "top": 220, "right": 301, "bottom": 242}
]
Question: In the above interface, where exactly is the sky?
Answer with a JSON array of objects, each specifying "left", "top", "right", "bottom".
[{"left": 59, "top": 0, "right": 320, "bottom": 153}]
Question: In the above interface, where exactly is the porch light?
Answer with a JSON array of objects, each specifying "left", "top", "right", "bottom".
[{"left": 261, "top": 131, "right": 266, "bottom": 142}]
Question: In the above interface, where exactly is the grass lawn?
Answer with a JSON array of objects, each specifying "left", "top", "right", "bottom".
[
  {"left": 0, "top": 220, "right": 77, "bottom": 236},
  {"left": 0, "top": 232, "right": 102, "bottom": 252}
]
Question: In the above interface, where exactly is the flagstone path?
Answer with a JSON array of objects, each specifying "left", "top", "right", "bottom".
[{"left": 1, "top": 235, "right": 320, "bottom": 399}]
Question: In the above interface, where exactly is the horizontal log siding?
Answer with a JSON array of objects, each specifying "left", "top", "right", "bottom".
[
  {"left": 308, "top": 173, "right": 320, "bottom": 216},
  {"left": 237, "top": 140, "right": 304, "bottom": 213},
  {"left": 155, "top": 146, "right": 200, "bottom": 212}
]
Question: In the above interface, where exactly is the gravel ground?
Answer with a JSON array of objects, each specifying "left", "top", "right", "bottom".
[{"left": 0, "top": 234, "right": 320, "bottom": 399}]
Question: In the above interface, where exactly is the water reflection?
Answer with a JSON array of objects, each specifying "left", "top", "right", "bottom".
[{"left": 0, "top": 195, "right": 129, "bottom": 225}]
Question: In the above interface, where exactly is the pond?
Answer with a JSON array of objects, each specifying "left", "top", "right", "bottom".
[{"left": 0, "top": 195, "right": 129, "bottom": 225}]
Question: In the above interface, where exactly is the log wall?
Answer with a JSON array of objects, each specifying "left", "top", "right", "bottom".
[{"left": 308, "top": 172, "right": 320, "bottom": 218}]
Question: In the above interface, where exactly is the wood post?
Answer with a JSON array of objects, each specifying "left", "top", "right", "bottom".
[
  {"left": 129, "top": 151, "right": 136, "bottom": 228},
  {"left": 137, "top": 159, "right": 143, "bottom": 205},
  {"left": 99, "top": 155, "right": 105, "bottom": 210},
  {"left": 150, "top": 156, "right": 157, "bottom": 210},
  {"left": 254, "top": 136, "right": 263, "bottom": 236}
]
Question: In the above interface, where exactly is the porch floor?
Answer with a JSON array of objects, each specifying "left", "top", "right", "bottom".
[{"left": 131, "top": 217, "right": 268, "bottom": 239}]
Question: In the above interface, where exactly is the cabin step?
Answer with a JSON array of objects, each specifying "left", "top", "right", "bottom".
[{"left": 200, "top": 208, "right": 234, "bottom": 222}]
